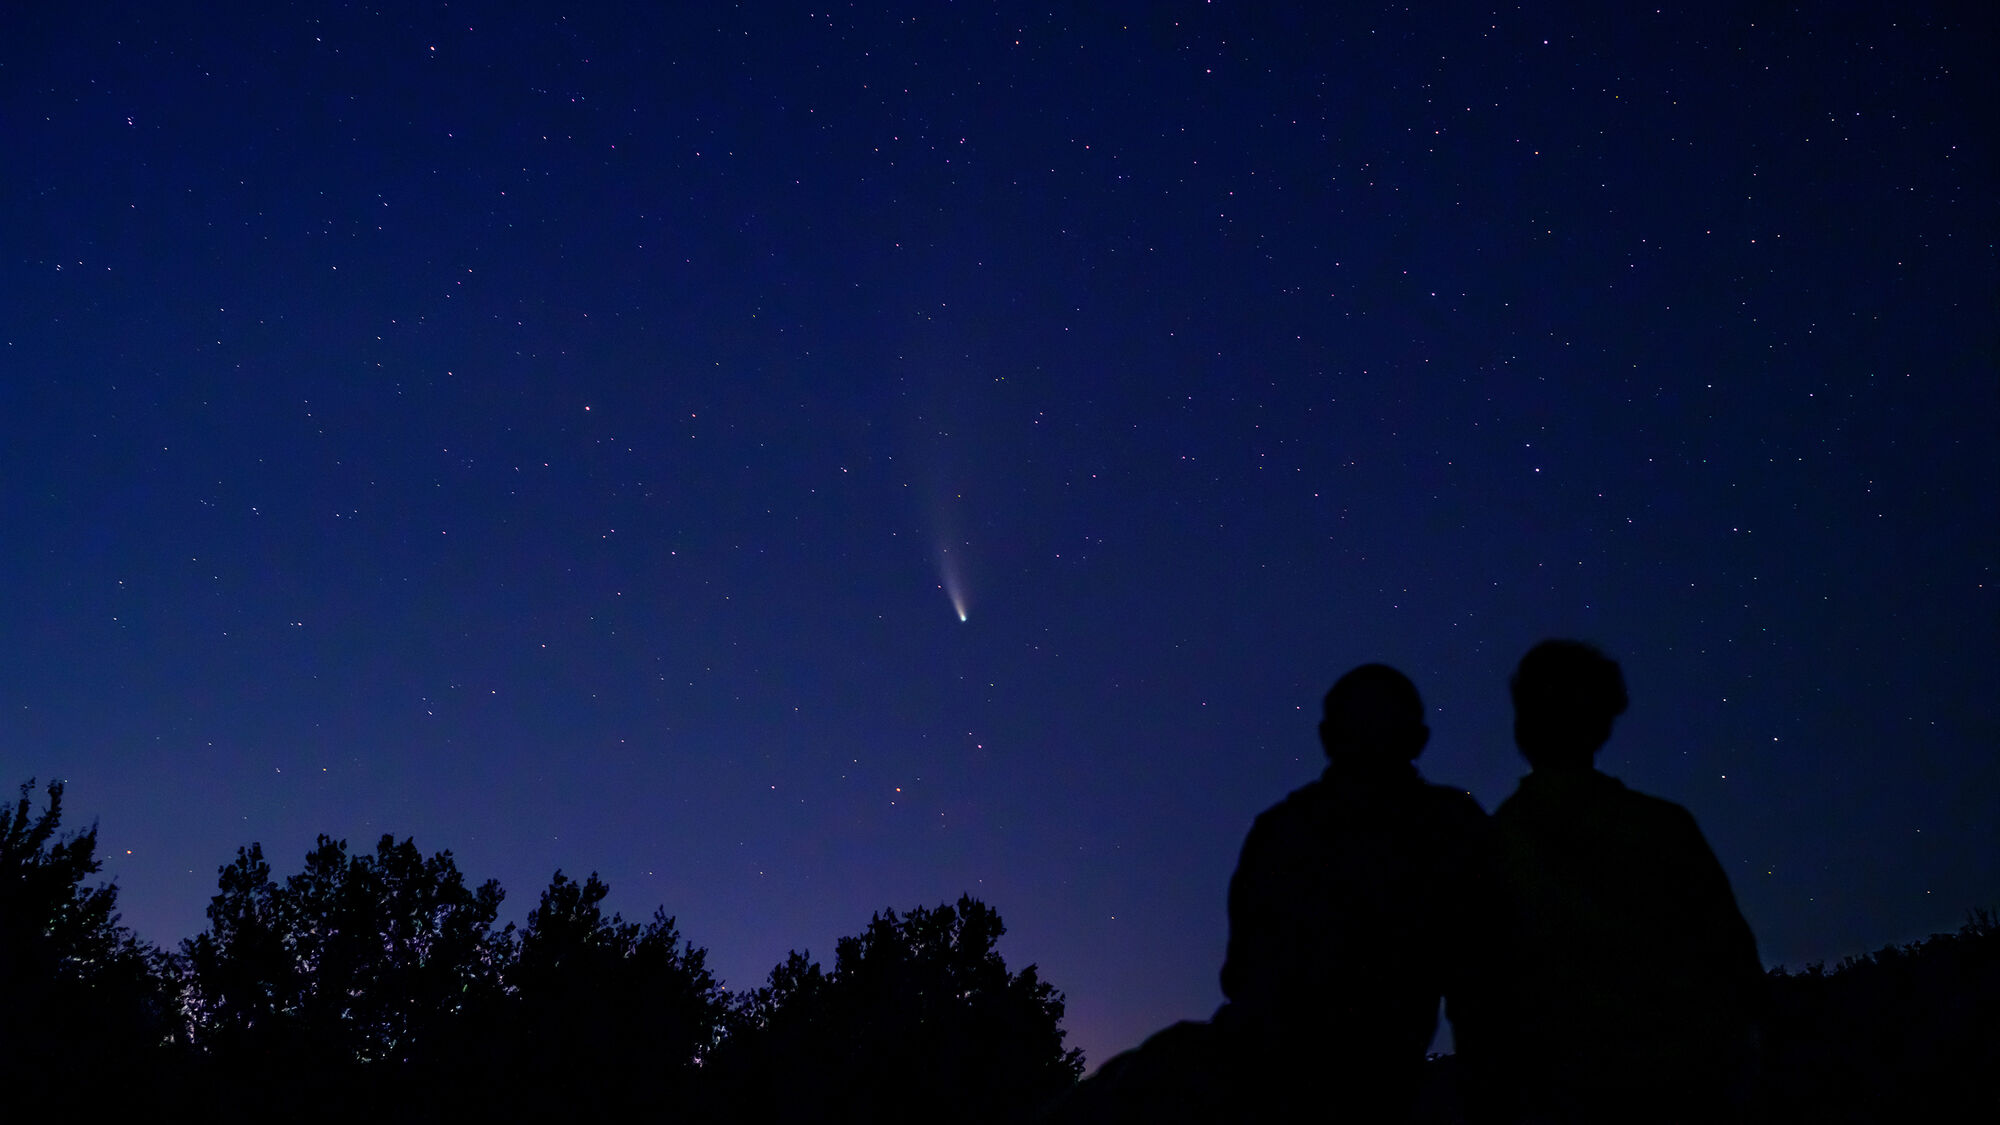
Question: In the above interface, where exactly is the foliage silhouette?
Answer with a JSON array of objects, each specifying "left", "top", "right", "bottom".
[
  {"left": 177, "top": 833, "right": 512, "bottom": 1119},
  {"left": 34, "top": 769, "right": 1991, "bottom": 1124},
  {"left": 489, "top": 869, "right": 727, "bottom": 1115},
  {"left": 1761, "top": 910, "right": 2000, "bottom": 1122},
  {"left": 165, "top": 830, "right": 1075, "bottom": 1122},
  {"left": 713, "top": 894, "right": 1083, "bottom": 1123},
  {"left": 0, "top": 780, "right": 176, "bottom": 1110}
]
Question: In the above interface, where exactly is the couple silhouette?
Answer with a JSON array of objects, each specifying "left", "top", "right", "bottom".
[{"left": 1050, "top": 640, "right": 1763, "bottom": 1124}]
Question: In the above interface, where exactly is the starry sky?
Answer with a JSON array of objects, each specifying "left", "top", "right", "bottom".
[{"left": 3, "top": 2, "right": 1994, "bottom": 1069}]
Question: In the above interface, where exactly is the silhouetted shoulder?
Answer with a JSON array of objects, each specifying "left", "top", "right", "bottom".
[
  {"left": 1231, "top": 779, "right": 1329, "bottom": 858},
  {"left": 1226, "top": 765, "right": 1490, "bottom": 1000},
  {"left": 1495, "top": 768, "right": 1688, "bottom": 832},
  {"left": 1621, "top": 788, "right": 1718, "bottom": 854},
  {"left": 1588, "top": 776, "right": 1703, "bottom": 830},
  {"left": 1268, "top": 765, "right": 1485, "bottom": 819},
  {"left": 1495, "top": 770, "right": 1725, "bottom": 884},
  {"left": 1233, "top": 771, "right": 1486, "bottom": 889},
  {"left": 1416, "top": 778, "right": 1488, "bottom": 823}
]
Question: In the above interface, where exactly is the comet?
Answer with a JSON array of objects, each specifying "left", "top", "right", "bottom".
[{"left": 938, "top": 543, "right": 970, "bottom": 622}]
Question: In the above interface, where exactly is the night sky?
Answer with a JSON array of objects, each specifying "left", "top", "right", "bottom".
[{"left": 4, "top": 2, "right": 1994, "bottom": 1069}]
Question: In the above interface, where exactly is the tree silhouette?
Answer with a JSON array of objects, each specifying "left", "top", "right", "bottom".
[
  {"left": 19, "top": 772, "right": 2000, "bottom": 1124},
  {"left": 491, "top": 869, "right": 727, "bottom": 1115},
  {"left": 714, "top": 895, "right": 1083, "bottom": 1123},
  {"left": 178, "top": 833, "right": 512, "bottom": 1119},
  {"left": 1763, "top": 910, "right": 1999, "bottom": 1122},
  {"left": 0, "top": 780, "right": 174, "bottom": 1110}
]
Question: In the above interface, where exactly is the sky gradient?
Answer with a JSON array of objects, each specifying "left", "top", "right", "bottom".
[{"left": 4, "top": 2, "right": 1994, "bottom": 1069}]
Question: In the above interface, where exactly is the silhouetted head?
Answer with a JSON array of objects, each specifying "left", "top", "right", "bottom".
[
  {"left": 1318, "top": 663, "right": 1430, "bottom": 764},
  {"left": 1510, "top": 639, "right": 1628, "bottom": 769}
]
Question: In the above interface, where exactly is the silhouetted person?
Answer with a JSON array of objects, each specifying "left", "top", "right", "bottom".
[
  {"left": 1473, "top": 640, "right": 1762, "bottom": 1124},
  {"left": 1219, "top": 663, "right": 1490, "bottom": 1122}
]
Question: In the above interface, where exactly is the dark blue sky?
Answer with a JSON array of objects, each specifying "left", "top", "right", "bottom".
[{"left": 4, "top": 2, "right": 1994, "bottom": 1068}]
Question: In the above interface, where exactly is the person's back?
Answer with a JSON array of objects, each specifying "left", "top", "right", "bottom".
[
  {"left": 1221, "top": 664, "right": 1488, "bottom": 1121},
  {"left": 1477, "top": 641, "right": 1761, "bottom": 1123}
]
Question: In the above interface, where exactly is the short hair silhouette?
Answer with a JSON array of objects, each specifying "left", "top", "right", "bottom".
[
  {"left": 1509, "top": 639, "right": 1628, "bottom": 769},
  {"left": 1319, "top": 662, "right": 1430, "bottom": 762}
]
